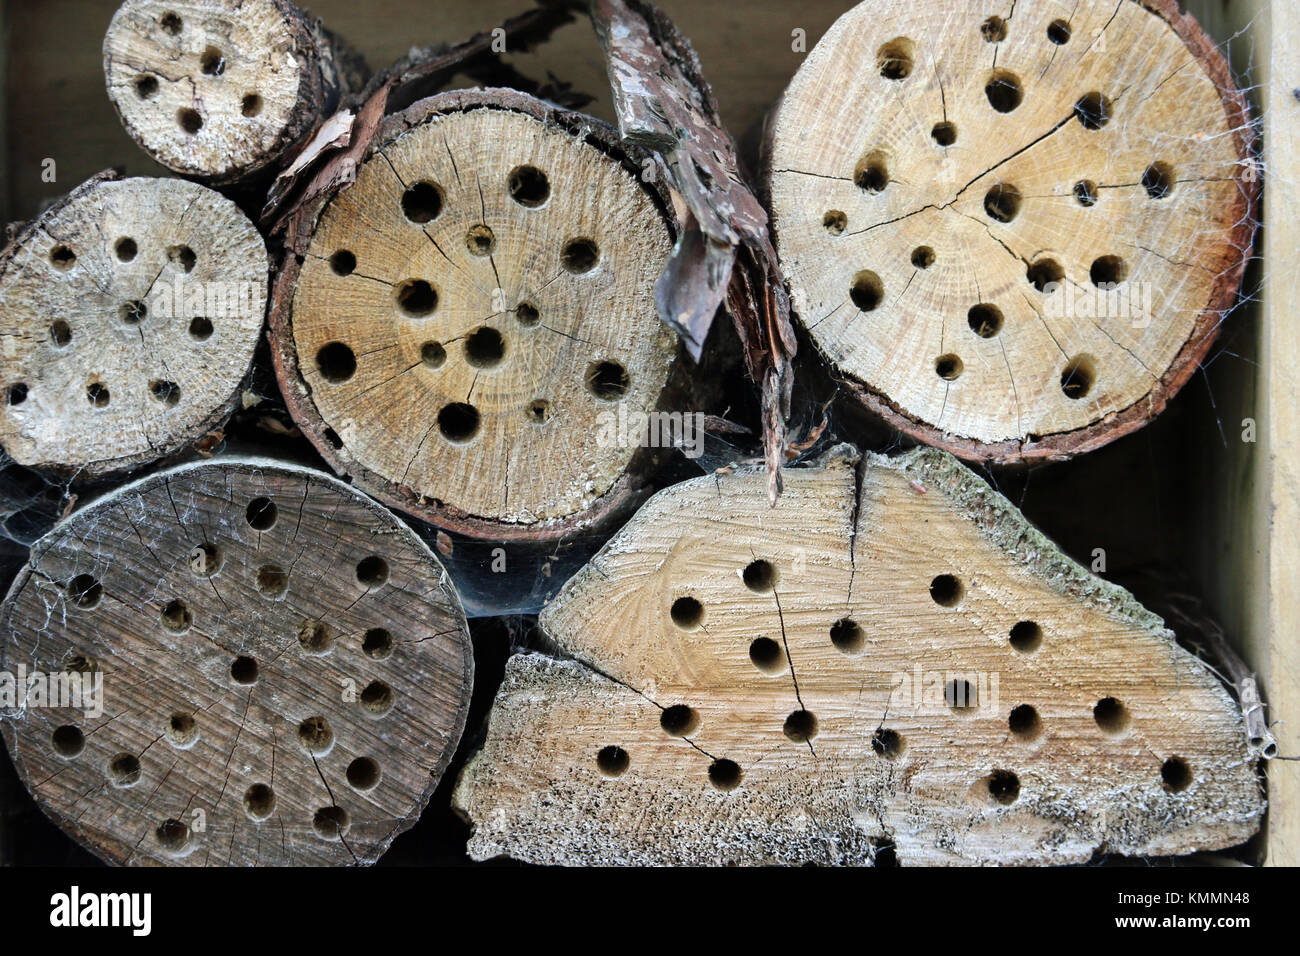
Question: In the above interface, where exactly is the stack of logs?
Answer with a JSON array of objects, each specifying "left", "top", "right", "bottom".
[{"left": 0, "top": 0, "right": 1268, "bottom": 866}]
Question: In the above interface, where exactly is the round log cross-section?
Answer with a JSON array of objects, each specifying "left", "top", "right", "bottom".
[
  {"left": 0, "top": 173, "right": 267, "bottom": 476},
  {"left": 269, "top": 89, "right": 679, "bottom": 541},
  {"left": 0, "top": 458, "right": 473, "bottom": 866},
  {"left": 765, "top": 0, "right": 1255, "bottom": 463}
]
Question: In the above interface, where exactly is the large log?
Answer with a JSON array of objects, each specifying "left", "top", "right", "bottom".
[
  {"left": 0, "top": 458, "right": 473, "bottom": 866},
  {"left": 0, "top": 172, "right": 267, "bottom": 477},
  {"left": 268, "top": 88, "right": 684, "bottom": 543},
  {"left": 454, "top": 445, "right": 1264, "bottom": 865},
  {"left": 763, "top": 0, "right": 1255, "bottom": 463},
  {"left": 103, "top": 0, "right": 367, "bottom": 185}
]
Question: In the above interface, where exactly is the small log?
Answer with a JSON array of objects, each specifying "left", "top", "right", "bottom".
[
  {"left": 0, "top": 172, "right": 267, "bottom": 477},
  {"left": 268, "top": 88, "right": 681, "bottom": 542},
  {"left": 763, "top": 0, "right": 1255, "bottom": 463},
  {"left": 103, "top": 0, "right": 367, "bottom": 185},
  {"left": 0, "top": 458, "right": 473, "bottom": 866},
  {"left": 454, "top": 445, "right": 1264, "bottom": 865}
]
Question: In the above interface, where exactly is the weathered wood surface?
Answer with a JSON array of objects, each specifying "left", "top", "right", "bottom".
[
  {"left": 103, "top": 0, "right": 368, "bottom": 184},
  {"left": 0, "top": 172, "right": 267, "bottom": 476},
  {"left": 268, "top": 88, "right": 682, "bottom": 542},
  {"left": 454, "top": 445, "right": 1264, "bottom": 865},
  {"left": 765, "top": 0, "right": 1255, "bottom": 463},
  {"left": 0, "top": 458, "right": 473, "bottom": 866}
]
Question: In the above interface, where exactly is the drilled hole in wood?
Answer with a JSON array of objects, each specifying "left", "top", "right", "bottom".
[
  {"left": 149, "top": 380, "right": 180, "bottom": 407},
  {"left": 742, "top": 559, "right": 777, "bottom": 593},
  {"left": 876, "top": 37, "right": 914, "bottom": 79},
  {"left": 596, "top": 745, "right": 629, "bottom": 777},
  {"left": 983, "top": 183, "right": 1021, "bottom": 222},
  {"left": 86, "top": 382, "right": 110, "bottom": 408},
  {"left": 872, "top": 728, "right": 904, "bottom": 758},
  {"left": 189, "top": 542, "right": 221, "bottom": 576},
  {"left": 7, "top": 384, "right": 28, "bottom": 406},
  {"left": 165, "top": 713, "right": 198, "bottom": 749},
  {"left": 347, "top": 756, "right": 381, "bottom": 791},
  {"left": 945, "top": 679, "right": 979, "bottom": 710},
  {"left": 981, "top": 15, "right": 1007, "bottom": 42},
  {"left": 930, "top": 573, "right": 963, "bottom": 606},
  {"left": 508, "top": 164, "right": 551, "bottom": 207},
  {"left": 1142, "top": 162, "right": 1175, "bottom": 199},
  {"left": 1026, "top": 258, "right": 1064, "bottom": 292},
  {"left": 829, "top": 617, "right": 865, "bottom": 654},
  {"left": 50, "top": 245, "right": 76, "bottom": 270},
  {"left": 360, "top": 680, "right": 394, "bottom": 715},
  {"left": 465, "top": 327, "right": 505, "bottom": 368},
  {"left": 189, "top": 316, "right": 213, "bottom": 340},
  {"left": 107, "top": 752, "right": 142, "bottom": 788},
  {"left": 298, "top": 620, "right": 334, "bottom": 655},
  {"left": 119, "top": 300, "right": 148, "bottom": 325},
  {"left": 395, "top": 279, "right": 438, "bottom": 317},
  {"left": 1009, "top": 704, "right": 1042, "bottom": 741},
  {"left": 911, "top": 246, "right": 935, "bottom": 269},
  {"left": 328, "top": 250, "right": 356, "bottom": 276},
  {"left": 49, "top": 320, "right": 72, "bottom": 347},
  {"left": 1093, "top": 697, "right": 1131, "bottom": 735},
  {"left": 1090, "top": 255, "right": 1127, "bottom": 286},
  {"left": 850, "top": 270, "right": 883, "bottom": 311},
  {"left": 783, "top": 709, "right": 818, "bottom": 742},
  {"left": 1073, "top": 180, "right": 1098, "bottom": 206},
  {"left": 241, "top": 93, "right": 263, "bottom": 117},
  {"left": 67, "top": 573, "right": 102, "bottom": 608},
  {"left": 51, "top": 725, "right": 84, "bottom": 758},
  {"left": 748, "top": 636, "right": 785, "bottom": 674},
  {"left": 987, "top": 769, "right": 1020, "bottom": 805},
  {"left": 438, "top": 402, "right": 480, "bottom": 443},
  {"left": 586, "top": 361, "right": 629, "bottom": 401},
  {"left": 134, "top": 74, "right": 159, "bottom": 99},
  {"left": 114, "top": 237, "right": 137, "bottom": 262},
  {"left": 515, "top": 302, "right": 540, "bottom": 327},
  {"left": 168, "top": 244, "right": 196, "bottom": 273},
  {"left": 244, "top": 783, "right": 275, "bottom": 820},
  {"left": 159, "top": 12, "right": 182, "bottom": 35},
  {"left": 400, "top": 181, "right": 443, "bottom": 223},
  {"left": 526, "top": 399, "right": 551, "bottom": 424},
  {"left": 1009, "top": 620, "right": 1042, "bottom": 652},
  {"left": 708, "top": 759, "right": 743, "bottom": 791},
  {"left": 230, "top": 655, "right": 258, "bottom": 685},
  {"left": 155, "top": 818, "right": 191, "bottom": 854},
  {"left": 298, "top": 715, "right": 334, "bottom": 755},
  {"left": 967, "top": 303, "right": 1004, "bottom": 338},
  {"left": 245, "top": 496, "right": 277, "bottom": 531},
  {"left": 561, "top": 238, "right": 600, "bottom": 274},
  {"left": 1061, "top": 355, "right": 1096, "bottom": 400},
  {"left": 1161, "top": 756, "right": 1192, "bottom": 793},
  {"left": 660, "top": 704, "right": 699, "bottom": 737},
  {"left": 985, "top": 71, "right": 1022, "bottom": 112},
  {"left": 931, "top": 122, "right": 956, "bottom": 146},
  {"left": 1048, "top": 19, "right": 1072, "bottom": 44},
  {"left": 935, "top": 354, "right": 963, "bottom": 381},
  {"left": 670, "top": 596, "right": 703, "bottom": 629},
  {"left": 160, "top": 598, "right": 191, "bottom": 632},
  {"left": 312, "top": 805, "right": 350, "bottom": 841},
  {"left": 1074, "top": 92, "right": 1113, "bottom": 130},
  {"left": 356, "top": 556, "right": 389, "bottom": 588},
  {"left": 362, "top": 628, "right": 393, "bottom": 659},
  {"left": 316, "top": 342, "right": 357, "bottom": 383},
  {"left": 823, "top": 210, "right": 847, "bottom": 235},
  {"left": 421, "top": 342, "right": 446, "bottom": 369},
  {"left": 178, "top": 108, "right": 203, "bottom": 134},
  {"left": 466, "top": 224, "right": 496, "bottom": 256},
  {"left": 854, "top": 150, "right": 889, "bottom": 192}
]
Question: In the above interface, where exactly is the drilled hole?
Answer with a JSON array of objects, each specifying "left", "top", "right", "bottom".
[
  {"left": 298, "top": 716, "right": 333, "bottom": 755},
  {"left": 1026, "top": 258, "right": 1064, "bottom": 292},
  {"left": 108, "top": 752, "right": 142, "bottom": 787},
  {"left": 931, "top": 122, "right": 956, "bottom": 146},
  {"left": 596, "top": 745, "right": 629, "bottom": 777},
  {"left": 401, "top": 182, "right": 443, "bottom": 223},
  {"left": 438, "top": 403, "right": 480, "bottom": 443},
  {"left": 7, "top": 384, "right": 28, "bottom": 406},
  {"left": 356, "top": 556, "right": 389, "bottom": 588},
  {"left": 1061, "top": 355, "right": 1096, "bottom": 400},
  {"left": 395, "top": 279, "right": 438, "bottom": 317},
  {"left": 199, "top": 46, "right": 224, "bottom": 75},
  {"left": 316, "top": 342, "right": 356, "bottom": 383},
  {"left": 114, "top": 237, "right": 138, "bottom": 262},
  {"left": 52, "top": 725, "right": 85, "bottom": 758},
  {"left": 872, "top": 728, "right": 903, "bottom": 758},
  {"left": 466, "top": 224, "right": 496, "bottom": 256},
  {"left": 134, "top": 74, "right": 159, "bottom": 99},
  {"left": 854, "top": 151, "right": 889, "bottom": 193},
  {"left": 421, "top": 342, "right": 446, "bottom": 369},
  {"left": 670, "top": 596, "right": 703, "bottom": 629},
  {"left": 347, "top": 756, "right": 381, "bottom": 791},
  {"left": 1161, "top": 757, "right": 1192, "bottom": 793},
  {"left": 876, "top": 37, "right": 914, "bottom": 79},
  {"left": 1009, "top": 621, "right": 1042, "bottom": 653},
  {"left": 189, "top": 542, "right": 221, "bottom": 576},
  {"left": 362, "top": 628, "right": 393, "bottom": 659},
  {"left": 1093, "top": 697, "right": 1130, "bottom": 735},
  {"left": 67, "top": 573, "right": 102, "bottom": 608},
  {"left": 586, "top": 361, "right": 629, "bottom": 401},
  {"left": 120, "top": 300, "right": 148, "bottom": 325},
  {"left": 1073, "top": 180, "right": 1098, "bottom": 207},
  {"left": 159, "top": 12, "right": 182, "bottom": 34},
  {"left": 935, "top": 354, "right": 963, "bottom": 381},
  {"left": 242, "top": 93, "right": 263, "bottom": 117},
  {"left": 945, "top": 679, "right": 979, "bottom": 710},
  {"left": 508, "top": 164, "right": 550, "bottom": 207},
  {"left": 178, "top": 108, "right": 203, "bottom": 134},
  {"left": 168, "top": 245, "right": 196, "bottom": 273},
  {"left": 660, "top": 704, "right": 700, "bottom": 737},
  {"left": 742, "top": 559, "right": 777, "bottom": 593},
  {"left": 1142, "top": 162, "right": 1175, "bottom": 199},
  {"left": 360, "top": 680, "right": 394, "bottom": 715},
  {"left": 297, "top": 620, "right": 334, "bottom": 655},
  {"left": 981, "top": 15, "right": 1007, "bottom": 42},
  {"left": 165, "top": 713, "right": 198, "bottom": 748},
  {"left": 1009, "top": 704, "right": 1042, "bottom": 740},
  {"left": 748, "top": 637, "right": 785, "bottom": 674},
  {"left": 160, "top": 599, "right": 191, "bottom": 632},
  {"left": 50, "top": 245, "right": 76, "bottom": 270},
  {"left": 561, "top": 238, "right": 600, "bottom": 274},
  {"left": 313, "top": 806, "right": 350, "bottom": 841},
  {"left": 1048, "top": 19, "right": 1072, "bottom": 44},
  {"left": 1074, "top": 92, "right": 1113, "bottom": 130},
  {"left": 87, "top": 382, "right": 110, "bottom": 408},
  {"left": 189, "top": 316, "right": 214, "bottom": 340},
  {"left": 526, "top": 399, "right": 551, "bottom": 424},
  {"left": 515, "top": 302, "right": 540, "bottom": 327},
  {"left": 324, "top": 428, "right": 342, "bottom": 449},
  {"left": 967, "top": 303, "right": 1003, "bottom": 338},
  {"left": 708, "top": 759, "right": 743, "bottom": 791},
  {"left": 988, "top": 769, "right": 1020, "bottom": 805},
  {"left": 464, "top": 326, "right": 505, "bottom": 368},
  {"left": 983, "top": 183, "right": 1021, "bottom": 222},
  {"left": 155, "top": 819, "right": 191, "bottom": 854},
  {"left": 823, "top": 210, "right": 847, "bottom": 235},
  {"left": 985, "top": 71, "right": 1023, "bottom": 112},
  {"left": 829, "top": 617, "right": 865, "bottom": 654},
  {"left": 783, "top": 709, "right": 818, "bottom": 742},
  {"left": 244, "top": 783, "right": 275, "bottom": 820},
  {"left": 149, "top": 379, "right": 180, "bottom": 407},
  {"left": 245, "top": 496, "right": 277, "bottom": 531},
  {"left": 329, "top": 250, "right": 356, "bottom": 275},
  {"left": 50, "top": 320, "right": 72, "bottom": 347},
  {"left": 930, "top": 573, "right": 963, "bottom": 607},
  {"left": 911, "top": 246, "right": 935, "bottom": 269},
  {"left": 850, "top": 270, "right": 883, "bottom": 311},
  {"left": 230, "top": 656, "right": 258, "bottom": 685}
]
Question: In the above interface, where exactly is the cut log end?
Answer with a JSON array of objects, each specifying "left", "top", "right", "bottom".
[
  {"left": 0, "top": 459, "right": 473, "bottom": 866},
  {"left": 766, "top": 0, "right": 1255, "bottom": 462},
  {"left": 0, "top": 174, "right": 267, "bottom": 476},
  {"left": 271, "top": 89, "right": 678, "bottom": 539},
  {"left": 103, "top": 0, "right": 348, "bottom": 183},
  {"left": 454, "top": 445, "right": 1264, "bottom": 865}
]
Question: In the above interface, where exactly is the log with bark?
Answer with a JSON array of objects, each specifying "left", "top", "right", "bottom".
[
  {"left": 453, "top": 445, "right": 1264, "bottom": 865},
  {"left": 103, "top": 0, "right": 368, "bottom": 185},
  {"left": 763, "top": 0, "right": 1256, "bottom": 463},
  {"left": 0, "top": 171, "right": 267, "bottom": 477},
  {"left": 0, "top": 458, "right": 473, "bottom": 866},
  {"left": 268, "top": 87, "right": 685, "bottom": 543}
]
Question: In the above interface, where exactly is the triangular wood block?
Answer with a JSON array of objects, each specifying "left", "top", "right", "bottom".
[{"left": 454, "top": 446, "right": 1263, "bottom": 864}]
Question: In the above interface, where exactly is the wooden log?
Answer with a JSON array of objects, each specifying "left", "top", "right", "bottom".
[
  {"left": 103, "top": 0, "right": 367, "bottom": 185},
  {"left": 763, "top": 0, "right": 1255, "bottom": 463},
  {"left": 0, "top": 171, "right": 267, "bottom": 477},
  {"left": 0, "top": 458, "right": 472, "bottom": 866},
  {"left": 267, "top": 87, "right": 682, "bottom": 543},
  {"left": 453, "top": 445, "right": 1264, "bottom": 865}
]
